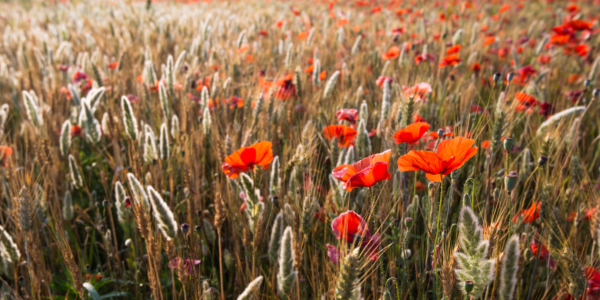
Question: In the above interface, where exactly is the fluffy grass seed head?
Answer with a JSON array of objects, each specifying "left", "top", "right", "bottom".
[{"left": 147, "top": 185, "right": 178, "bottom": 241}]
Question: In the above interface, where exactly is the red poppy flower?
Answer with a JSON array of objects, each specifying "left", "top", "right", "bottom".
[
  {"left": 415, "top": 181, "right": 426, "bottom": 192},
  {"left": 70, "top": 125, "right": 82, "bottom": 137},
  {"left": 397, "top": 137, "right": 477, "bottom": 182},
  {"left": 273, "top": 75, "right": 296, "bottom": 100},
  {"left": 446, "top": 45, "right": 461, "bottom": 54},
  {"left": 332, "top": 210, "right": 368, "bottom": 243},
  {"left": 393, "top": 122, "right": 430, "bottom": 144},
  {"left": 515, "top": 92, "right": 539, "bottom": 107},
  {"left": 323, "top": 125, "right": 358, "bottom": 148},
  {"left": 221, "top": 141, "right": 274, "bottom": 179},
  {"left": 382, "top": 46, "right": 401, "bottom": 60},
  {"left": 529, "top": 240, "right": 556, "bottom": 269},
  {"left": 0, "top": 146, "right": 12, "bottom": 168},
  {"left": 336, "top": 109, "right": 358, "bottom": 124},
  {"left": 471, "top": 104, "right": 484, "bottom": 114},
  {"left": 513, "top": 201, "right": 540, "bottom": 223},
  {"left": 565, "top": 19, "right": 593, "bottom": 31},
  {"left": 225, "top": 96, "right": 244, "bottom": 109},
  {"left": 84, "top": 273, "right": 104, "bottom": 281},
  {"left": 108, "top": 62, "right": 119, "bottom": 70},
  {"left": 332, "top": 150, "right": 392, "bottom": 191},
  {"left": 575, "top": 44, "right": 589, "bottom": 57},
  {"left": 330, "top": 211, "right": 381, "bottom": 262},
  {"left": 73, "top": 71, "right": 88, "bottom": 82},
  {"left": 376, "top": 76, "right": 392, "bottom": 87},
  {"left": 439, "top": 54, "right": 461, "bottom": 68},
  {"left": 567, "top": 207, "right": 596, "bottom": 221}
]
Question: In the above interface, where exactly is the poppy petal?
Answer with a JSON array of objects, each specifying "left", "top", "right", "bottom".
[
  {"left": 343, "top": 161, "right": 392, "bottom": 191},
  {"left": 397, "top": 150, "right": 444, "bottom": 176}
]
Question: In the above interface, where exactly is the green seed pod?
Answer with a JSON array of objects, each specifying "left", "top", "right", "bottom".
[{"left": 504, "top": 171, "right": 518, "bottom": 194}]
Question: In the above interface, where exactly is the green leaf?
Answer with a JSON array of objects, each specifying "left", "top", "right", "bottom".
[{"left": 83, "top": 282, "right": 101, "bottom": 300}]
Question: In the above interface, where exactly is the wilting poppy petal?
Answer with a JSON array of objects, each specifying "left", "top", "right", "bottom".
[
  {"left": 221, "top": 141, "right": 273, "bottom": 178},
  {"left": 393, "top": 122, "right": 430, "bottom": 144},
  {"left": 343, "top": 161, "right": 392, "bottom": 191}
]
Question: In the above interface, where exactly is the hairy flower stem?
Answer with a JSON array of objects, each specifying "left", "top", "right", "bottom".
[
  {"left": 526, "top": 224, "right": 544, "bottom": 300},
  {"left": 401, "top": 226, "right": 410, "bottom": 298},
  {"left": 434, "top": 175, "right": 444, "bottom": 298},
  {"left": 369, "top": 188, "right": 385, "bottom": 291}
]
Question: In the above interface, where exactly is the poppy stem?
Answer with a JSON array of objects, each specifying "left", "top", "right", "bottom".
[{"left": 434, "top": 174, "right": 444, "bottom": 298}]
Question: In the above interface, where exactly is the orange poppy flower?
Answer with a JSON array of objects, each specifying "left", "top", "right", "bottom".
[
  {"left": 319, "top": 70, "right": 327, "bottom": 80},
  {"left": 332, "top": 150, "right": 392, "bottom": 191},
  {"left": 438, "top": 54, "right": 461, "bottom": 68},
  {"left": 498, "top": 4, "right": 510, "bottom": 13},
  {"left": 304, "top": 65, "right": 315, "bottom": 74},
  {"left": 446, "top": 45, "right": 461, "bottom": 54},
  {"left": 393, "top": 122, "right": 430, "bottom": 144},
  {"left": 415, "top": 181, "right": 426, "bottom": 192},
  {"left": 298, "top": 31, "right": 309, "bottom": 39},
  {"left": 397, "top": 137, "right": 477, "bottom": 182},
  {"left": 515, "top": 92, "right": 539, "bottom": 107},
  {"left": 108, "top": 62, "right": 119, "bottom": 70},
  {"left": 512, "top": 201, "right": 540, "bottom": 223},
  {"left": 323, "top": 125, "right": 357, "bottom": 148},
  {"left": 481, "top": 140, "right": 490, "bottom": 149},
  {"left": 483, "top": 36, "right": 496, "bottom": 46},
  {"left": 0, "top": 146, "right": 12, "bottom": 168},
  {"left": 382, "top": 46, "right": 401, "bottom": 60},
  {"left": 221, "top": 141, "right": 274, "bottom": 179}
]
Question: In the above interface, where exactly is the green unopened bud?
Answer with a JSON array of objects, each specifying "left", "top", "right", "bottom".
[
  {"left": 506, "top": 73, "right": 514, "bottom": 82},
  {"left": 503, "top": 137, "right": 514, "bottom": 151},
  {"left": 505, "top": 171, "right": 518, "bottom": 194},
  {"left": 464, "top": 280, "right": 474, "bottom": 294},
  {"left": 404, "top": 217, "right": 413, "bottom": 228},
  {"left": 493, "top": 188, "right": 500, "bottom": 200},
  {"left": 538, "top": 155, "right": 548, "bottom": 166}
]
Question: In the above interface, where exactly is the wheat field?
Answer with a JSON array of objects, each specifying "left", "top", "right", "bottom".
[{"left": 0, "top": 0, "right": 598, "bottom": 299}]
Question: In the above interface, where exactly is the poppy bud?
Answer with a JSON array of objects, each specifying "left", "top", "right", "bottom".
[
  {"left": 506, "top": 73, "right": 514, "bottom": 82},
  {"left": 195, "top": 225, "right": 202, "bottom": 235},
  {"left": 102, "top": 200, "right": 110, "bottom": 208},
  {"left": 271, "top": 195, "right": 279, "bottom": 206},
  {"left": 464, "top": 280, "right": 474, "bottom": 294},
  {"left": 196, "top": 210, "right": 202, "bottom": 218},
  {"left": 493, "top": 188, "right": 500, "bottom": 201},
  {"left": 404, "top": 217, "right": 413, "bottom": 228},
  {"left": 493, "top": 72, "right": 502, "bottom": 83},
  {"left": 538, "top": 155, "right": 548, "bottom": 166},
  {"left": 85, "top": 264, "right": 91, "bottom": 272},
  {"left": 124, "top": 197, "right": 131, "bottom": 208},
  {"left": 181, "top": 223, "right": 190, "bottom": 235},
  {"left": 18, "top": 276, "right": 24, "bottom": 286},
  {"left": 505, "top": 171, "right": 518, "bottom": 194},
  {"left": 585, "top": 79, "right": 591, "bottom": 87},
  {"left": 594, "top": 89, "right": 599, "bottom": 98},
  {"left": 524, "top": 248, "right": 533, "bottom": 261},
  {"left": 428, "top": 182, "right": 435, "bottom": 190},
  {"left": 503, "top": 137, "right": 514, "bottom": 151},
  {"left": 437, "top": 128, "right": 444, "bottom": 138},
  {"left": 124, "top": 239, "right": 132, "bottom": 248}
]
